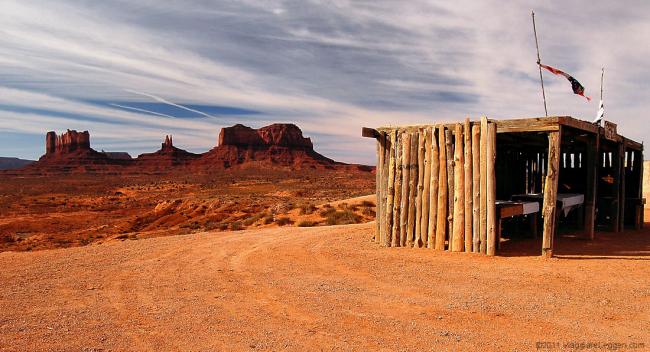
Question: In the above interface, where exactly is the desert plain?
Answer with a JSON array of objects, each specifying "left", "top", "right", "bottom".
[{"left": 0, "top": 168, "right": 649, "bottom": 351}]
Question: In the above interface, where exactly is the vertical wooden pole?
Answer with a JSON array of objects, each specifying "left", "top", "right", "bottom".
[
  {"left": 634, "top": 150, "right": 645, "bottom": 230},
  {"left": 436, "top": 126, "right": 448, "bottom": 250},
  {"left": 428, "top": 128, "right": 439, "bottom": 248},
  {"left": 377, "top": 132, "right": 387, "bottom": 244},
  {"left": 399, "top": 133, "right": 411, "bottom": 247},
  {"left": 463, "top": 118, "right": 473, "bottom": 253},
  {"left": 445, "top": 128, "right": 455, "bottom": 249},
  {"left": 471, "top": 124, "right": 481, "bottom": 252},
  {"left": 486, "top": 123, "right": 497, "bottom": 256},
  {"left": 386, "top": 131, "right": 398, "bottom": 247},
  {"left": 392, "top": 131, "right": 403, "bottom": 247},
  {"left": 479, "top": 117, "right": 488, "bottom": 254},
  {"left": 407, "top": 132, "right": 418, "bottom": 246},
  {"left": 542, "top": 128, "right": 561, "bottom": 258},
  {"left": 420, "top": 128, "right": 433, "bottom": 248},
  {"left": 584, "top": 132, "right": 599, "bottom": 239},
  {"left": 612, "top": 143, "right": 623, "bottom": 232},
  {"left": 375, "top": 137, "right": 382, "bottom": 242},
  {"left": 414, "top": 130, "right": 426, "bottom": 247},
  {"left": 452, "top": 123, "right": 465, "bottom": 252},
  {"left": 619, "top": 145, "right": 626, "bottom": 232}
]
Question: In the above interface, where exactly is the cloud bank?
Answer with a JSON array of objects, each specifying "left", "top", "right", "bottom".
[{"left": 0, "top": 0, "right": 648, "bottom": 164}]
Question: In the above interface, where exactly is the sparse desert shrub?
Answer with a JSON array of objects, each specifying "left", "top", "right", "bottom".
[
  {"left": 325, "top": 210, "right": 362, "bottom": 226},
  {"left": 243, "top": 212, "right": 266, "bottom": 226},
  {"left": 218, "top": 223, "right": 229, "bottom": 231},
  {"left": 362, "top": 207, "right": 376, "bottom": 217},
  {"left": 297, "top": 220, "right": 317, "bottom": 227},
  {"left": 263, "top": 215, "right": 274, "bottom": 224},
  {"left": 299, "top": 203, "right": 317, "bottom": 215},
  {"left": 360, "top": 200, "right": 375, "bottom": 207},
  {"left": 275, "top": 217, "right": 293, "bottom": 226},
  {"left": 319, "top": 207, "right": 336, "bottom": 217},
  {"left": 231, "top": 221, "right": 243, "bottom": 231}
]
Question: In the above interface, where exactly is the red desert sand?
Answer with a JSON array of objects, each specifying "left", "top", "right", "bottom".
[{"left": 0, "top": 209, "right": 648, "bottom": 351}]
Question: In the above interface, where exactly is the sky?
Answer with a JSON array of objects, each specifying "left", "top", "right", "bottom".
[{"left": 0, "top": 1, "right": 648, "bottom": 164}]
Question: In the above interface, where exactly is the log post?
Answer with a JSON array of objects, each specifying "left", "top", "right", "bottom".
[
  {"left": 428, "top": 127, "right": 439, "bottom": 248},
  {"left": 542, "top": 128, "right": 562, "bottom": 258},
  {"left": 383, "top": 131, "right": 395, "bottom": 246},
  {"left": 436, "top": 126, "right": 448, "bottom": 250},
  {"left": 391, "top": 131, "right": 403, "bottom": 247},
  {"left": 420, "top": 128, "right": 433, "bottom": 248},
  {"left": 619, "top": 145, "right": 626, "bottom": 233},
  {"left": 414, "top": 130, "right": 426, "bottom": 247},
  {"left": 399, "top": 133, "right": 411, "bottom": 247},
  {"left": 486, "top": 123, "right": 497, "bottom": 256},
  {"left": 463, "top": 118, "right": 473, "bottom": 252},
  {"left": 406, "top": 132, "right": 419, "bottom": 246},
  {"left": 377, "top": 132, "right": 387, "bottom": 243},
  {"left": 584, "top": 131, "right": 599, "bottom": 239},
  {"left": 479, "top": 117, "right": 488, "bottom": 254},
  {"left": 612, "top": 143, "right": 623, "bottom": 232},
  {"left": 471, "top": 124, "right": 481, "bottom": 252},
  {"left": 375, "top": 137, "right": 381, "bottom": 242},
  {"left": 452, "top": 123, "right": 465, "bottom": 252},
  {"left": 637, "top": 150, "right": 644, "bottom": 229},
  {"left": 445, "top": 128, "right": 455, "bottom": 249}
]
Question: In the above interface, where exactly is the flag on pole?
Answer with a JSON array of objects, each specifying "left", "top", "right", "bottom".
[
  {"left": 538, "top": 63, "right": 591, "bottom": 101},
  {"left": 594, "top": 99, "right": 604, "bottom": 124}
]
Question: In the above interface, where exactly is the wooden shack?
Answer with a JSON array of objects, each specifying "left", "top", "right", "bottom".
[{"left": 362, "top": 116, "right": 644, "bottom": 257}]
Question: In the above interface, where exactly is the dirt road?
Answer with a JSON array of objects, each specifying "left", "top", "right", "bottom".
[{"left": 1, "top": 222, "right": 649, "bottom": 351}]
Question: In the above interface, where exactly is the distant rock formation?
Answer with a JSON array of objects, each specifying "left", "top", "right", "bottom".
[
  {"left": 4, "top": 124, "right": 372, "bottom": 175},
  {"left": 218, "top": 123, "right": 313, "bottom": 149},
  {"left": 102, "top": 152, "right": 133, "bottom": 160},
  {"left": 197, "top": 123, "right": 337, "bottom": 170},
  {"left": 0, "top": 157, "right": 34, "bottom": 170},
  {"left": 136, "top": 135, "right": 200, "bottom": 168}
]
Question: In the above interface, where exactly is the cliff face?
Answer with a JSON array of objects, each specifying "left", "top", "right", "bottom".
[
  {"left": 218, "top": 124, "right": 313, "bottom": 149},
  {"left": 199, "top": 123, "right": 335, "bottom": 170},
  {"left": 5, "top": 124, "right": 370, "bottom": 175},
  {"left": 45, "top": 130, "right": 91, "bottom": 155},
  {"left": 135, "top": 135, "right": 200, "bottom": 168}
]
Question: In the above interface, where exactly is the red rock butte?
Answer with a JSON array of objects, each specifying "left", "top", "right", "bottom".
[{"left": 7, "top": 123, "right": 372, "bottom": 175}]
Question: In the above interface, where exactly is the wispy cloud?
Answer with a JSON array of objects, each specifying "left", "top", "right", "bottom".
[
  {"left": 124, "top": 89, "right": 216, "bottom": 118},
  {"left": 0, "top": 0, "right": 647, "bottom": 164},
  {"left": 109, "top": 103, "right": 177, "bottom": 119}
]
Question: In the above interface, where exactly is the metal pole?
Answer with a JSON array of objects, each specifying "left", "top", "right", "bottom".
[
  {"left": 532, "top": 11, "right": 548, "bottom": 117},
  {"left": 600, "top": 67, "right": 604, "bottom": 101}
]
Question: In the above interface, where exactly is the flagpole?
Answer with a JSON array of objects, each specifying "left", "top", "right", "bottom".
[
  {"left": 531, "top": 11, "right": 548, "bottom": 117},
  {"left": 600, "top": 67, "right": 604, "bottom": 101}
]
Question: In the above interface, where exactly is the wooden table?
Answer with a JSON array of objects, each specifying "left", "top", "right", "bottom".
[
  {"left": 511, "top": 193, "right": 584, "bottom": 216},
  {"left": 495, "top": 201, "right": 540, "bottom": 249}
]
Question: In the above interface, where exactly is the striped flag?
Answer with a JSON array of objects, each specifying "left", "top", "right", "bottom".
[
  {"left": 539, "top": 63, "right": 591, "bottom": 102},
  {"left": 594, "top": 99, "right": 604, "bottom": 124}
]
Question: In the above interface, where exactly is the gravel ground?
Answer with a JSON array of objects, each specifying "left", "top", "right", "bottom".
[{"left": 0, "top": 222, "right": 649, "bottom": 351}]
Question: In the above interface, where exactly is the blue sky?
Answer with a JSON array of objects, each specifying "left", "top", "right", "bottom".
[{"left": 0, "top": 1, "right": 648, "bottom": 164}]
